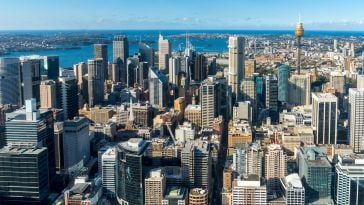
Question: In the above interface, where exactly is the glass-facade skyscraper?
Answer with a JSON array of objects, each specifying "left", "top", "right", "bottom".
[
  {"left": 117, "top": 138, "right": 148, "bottom": 205},
  {"left": 0, "top": 146, "right": 50, "bottom": 204},
  {"left": 278, "top": 64, "right": 290, "bottom": 103}
]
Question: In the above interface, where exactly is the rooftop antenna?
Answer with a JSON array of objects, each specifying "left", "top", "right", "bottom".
[{"left": 298, "top": 13, "right": 301, "bottom": 23}]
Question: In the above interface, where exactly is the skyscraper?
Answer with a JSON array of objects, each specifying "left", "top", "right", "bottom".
[
  {"left": 294, "top": 19, "right": 304, "bottom": 74},
  {"left": 113, "top": 35, "right": 129, "bottom": 84},
  {"left": 348, "top": 88, "right": 364, "bottom": 153},
  {"left": 335, "top": 154, "right": 364, "bottom": 204},
  {"left": 139, "top": 42, "right": 154, "bottom": 66},
  {"left": 278, "top": 64, "right": 290, "bottom": 103},
  {"left": 297, "top": 146, "right": 332, "bottom": 203},
  {"left": 149, "top": 67, "right": 168, "bottom": 108},
  {"left": 88, "top": 58, "right": 105, "bottom": 107},
  {"left": 200, "top": 76, "right": 229, "bottom": 128},
  {"left": 288, "top": 74, "right": 311, "bottom": 106},
  {"left": 265, "top": 144, "right": 287, "bottom": 192},
  {"left": 63, "top": 117, "right": 90, "bottom": 171},
  {"left": 145, "top": 168, "right": 166, "bottom": 205},
  {"left": 43, "top": 56, "right": 60, "bottom": 80},
  {"left": 102, "top": 147, "right": 117, "bottom": 198},
  {"left": 312, "top": 93, "right": 338, "bottom": 145},
  {"left": 40, "top": 80, "right": 57, "bottom": 109},
  {"left": 228, "top": 36, "right": 245, "bottom": 102},
  {"left": 194, "top": 54, "right": 207, "bottom": 82},
  {"left": 158, "top": 34, "right": 171, "bottom": 71},
  {"left": 19, "top": 57, "right": 41, "bottom": 106},
  {"left": 244, "top": 59, "right": 256, "bottom": 78},
  {"left": 181, "top": 140, "right": 211, "bottom": 190},
  {"left": 265, "top": 74, "right": 278, "bottom": 112},
  {"left": 94, "top": 44, "right": 108, "bottom": 79},
  {"left": 58, "top": 76, "right": 78, "bottom": 120},
  {"left": 0, "top": 58, "right": 21, "bottom": 106},
  {"left": 0, "top": 146, "right": 50, "bottom": 204},
  {"left": 5, "top": 99, "right": 56, "bottom": 180},
  {"left": 117, "top": 138, "right": 148, "bottom": 205},
  {"left": 168, "top": 56, "right": 180, "bottom": 85}
]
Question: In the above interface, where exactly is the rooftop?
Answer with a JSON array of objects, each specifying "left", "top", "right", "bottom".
[
  {"left": 164, "top": 186, "right": 187, "bottom": 199},
  {"left": 282, "top": 173, "right": 303, "bottom": 188},
  {"left": 0, "top": 146, "right": 47, "bottom": 155},
  {"left": 118, "top": 138, "right": 148, "bottom": 154}
]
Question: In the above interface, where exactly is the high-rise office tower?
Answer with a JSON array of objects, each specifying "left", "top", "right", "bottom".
[
  {"left": 127, "top": 57, "right": 139, "bottom": 87},
  {"left": 63, "top": 117, "right": 90, "bottom": 171},
  {"left": 194, "top": 54, "right": 207, "bottom": 82},
  {"left": 312, "top": 93, "right": 338, "bottom": 144},
  {"left": 145, "top": 168, "right": 166, "bottom": 205},
  {"left": 278, "top": 64, "right": 290, "bottom": 103},
  {"left": 265, "top": 144, "right": 287, "bottom": 192},
  {"left": 113, "top": 35, "right": 129, "bottom": 64},
  {"left": 329, "top": 72, "right": 346, "bottom": 108},
  {"left": 54, "top": 122, "right": 64, "bottom": 173},
  {"left": 58, "top": 76, "right": 78, "bottom": 120},
  {"left": 0, "top": 58, "right": 21, "bottom": 106},
  {"left": 244, "top": 59, "right": 256, "bottom": 78},
  {"left": 139, "top": 42, "right": 154, "bottom": 66},
  {"left": 73, "top": 62, "right": 87, "bottom": 87},
  {"left": 335, "top": 154, "right": 364, "bottom": 204},
  {"left": 189, "top": 188, "right": 208, "bottom": 205},
  {"left": 200, "top": 76, "right": 229, "bottom": 128},
  {"left": 0, "top": 146, "right": 50, "bottom": 204},
  {"left": 149, "top": 67, "right": 168, "bottom": 108},
  {"left": 181, "top": 141, "right": 211, "bottom": 190},
  {"left": 348, "top": 88, "right": 364, "bottom": 153},
  {"left": 228, "top": 36, "right": 245, "bottom": 102},
  {"left": 43, "top": 56, "right": 60, "bottom": 80},
  {"left": 5, "top": 99, "right": 56, "bottom": 180},
  {"left": 102, "top": 147, "right": 117, "bottom": 198},
  {"left": 280, "top": 174, "right": 305, "bottom": 205},
  {"left": 168, "top": 56, "right": 180, "bottom": 85},
  {"left": 288, "top": 74, "right": 311, "bottom": 106},
  {"left": 265, "top": 74, "right": 278, "bottom": 112},
  {"left": 135, "top": 61, "right": 149, "bottom": 89},
  {"left": 88, "top": 58, "right": 105, "bottom": 107},
  {"left": 241, "top": 77, "right": 256, "bottom": 113},
  {"left": 94, "top": 44, "right": 108, "bottom": 79},
  {"left": 113, "top": 35, "right": 129, "bottom": 84},
  {"left": 117, "top": 138, "right": 148, "bottom": 205},
  {"left": 158, "top": 34, "right": 171, "bottom": 71},
  {"left": 109, "top": 61, "right": 120, "bottom": 82},
  {"left": 232, "top": 175, "right": 267, "bottom": 205},
  {"left": 19, "top": 57, "right": 41, "bottom": 106},
  {"left": 40, "top": 80, "right": 57, "bottom": 109},
  {"left": 297, "top": 146, "right": 332, "bottom": 203},
  {"left": 294, "top": 19, "right": 304, "bottom": 74}
]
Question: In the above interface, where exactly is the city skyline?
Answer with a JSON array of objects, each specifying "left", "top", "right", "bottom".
[{"left": 2, "top": 0, "right": 364, "bottom": 30}]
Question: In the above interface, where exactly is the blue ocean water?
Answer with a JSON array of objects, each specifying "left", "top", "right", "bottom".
[{"left": 1, "top": 30, "right": 364, "bottom": 68}]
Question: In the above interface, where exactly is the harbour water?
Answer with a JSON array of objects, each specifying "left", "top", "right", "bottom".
[{"left": 1, "top": 30, "right": 364, "bottom": 68}]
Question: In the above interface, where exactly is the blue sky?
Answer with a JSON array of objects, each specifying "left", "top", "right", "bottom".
[{"left": 1, "top": 0, "right": 364, "bottom": 30}]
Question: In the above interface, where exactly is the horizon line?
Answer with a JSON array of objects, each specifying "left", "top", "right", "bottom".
[{"left": 1, "top": 28, "right": 364, "bottom": 32}]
